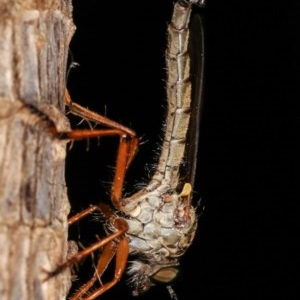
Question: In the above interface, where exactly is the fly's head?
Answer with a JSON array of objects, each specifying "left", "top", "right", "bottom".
[{"left": 127, "top": 256, "right": 180, "bottom": 296}]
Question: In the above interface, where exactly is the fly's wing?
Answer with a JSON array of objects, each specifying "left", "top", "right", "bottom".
[{"left": 180, "top": 8, "right": 205, "bottom": 196}]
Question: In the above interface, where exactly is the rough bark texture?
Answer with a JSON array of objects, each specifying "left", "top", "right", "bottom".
[{"left": 0, "top": 0, "right": 74, "bottom": 299}]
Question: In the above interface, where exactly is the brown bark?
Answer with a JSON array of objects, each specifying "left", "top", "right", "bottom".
[{"left": 0, "top": 0, "right": 75, "bottom": 299}]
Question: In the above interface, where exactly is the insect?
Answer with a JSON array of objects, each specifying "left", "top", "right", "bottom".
[{"left": 45, "top": 0, "right": 205, "bottom": 299}]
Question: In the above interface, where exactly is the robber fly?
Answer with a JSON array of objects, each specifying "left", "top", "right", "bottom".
[{"left": 44, "top": 1, "right": 205, "bottom": 299}]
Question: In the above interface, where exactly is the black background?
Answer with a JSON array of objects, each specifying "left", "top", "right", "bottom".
[{"left": 66, "top": 1, "right": 297, "bottom": 299}]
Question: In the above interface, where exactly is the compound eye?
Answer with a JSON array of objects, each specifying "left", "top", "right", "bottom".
[{"left": 150, "top": 267, "right": 180, "bottom": 285}]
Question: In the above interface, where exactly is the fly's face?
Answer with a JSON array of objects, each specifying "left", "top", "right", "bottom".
[{"left": 127, "top": 260, "right": 181, "bottom": 296}]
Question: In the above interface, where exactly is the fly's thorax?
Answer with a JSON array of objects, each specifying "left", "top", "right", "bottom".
[
  {"left": 115, "top": 1, "right": 204, "bottom": 296},
  {"left": 122, "top": 184, "right": 197, "bottom": 255},
  {"left": 119, "top": 183, "right": 197, "bottom": 295}
]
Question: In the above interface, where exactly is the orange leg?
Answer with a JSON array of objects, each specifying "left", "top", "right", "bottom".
[
  {"left": 80, "top": 237, "right": 129, "bottom": 300},
  {"left": 44, "top": 90, "right": 135, "bottom": 297},
  {"left": 68, "top": 205, "right": 98, "bottom": 225},
  {"left": 45, "top": 204, "right": 129, "bottom": 298},
  {"left": 69, "top": 240, "right": 118, "bottom": 300},
  {"left": 60, "top": 89, "right": 139, "bottom": 209},
  {"left": 44, "top": 216, "right": 128, "bottom": 280}
]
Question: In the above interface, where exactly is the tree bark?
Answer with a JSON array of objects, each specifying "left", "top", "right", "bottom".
[{"left": 0, "top": 0, "right": 74, "bottom": 299}]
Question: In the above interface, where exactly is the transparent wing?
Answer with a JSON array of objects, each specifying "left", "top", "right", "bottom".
[{"left": 180, "top": 8, "right": 205, "bottom": 194}]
